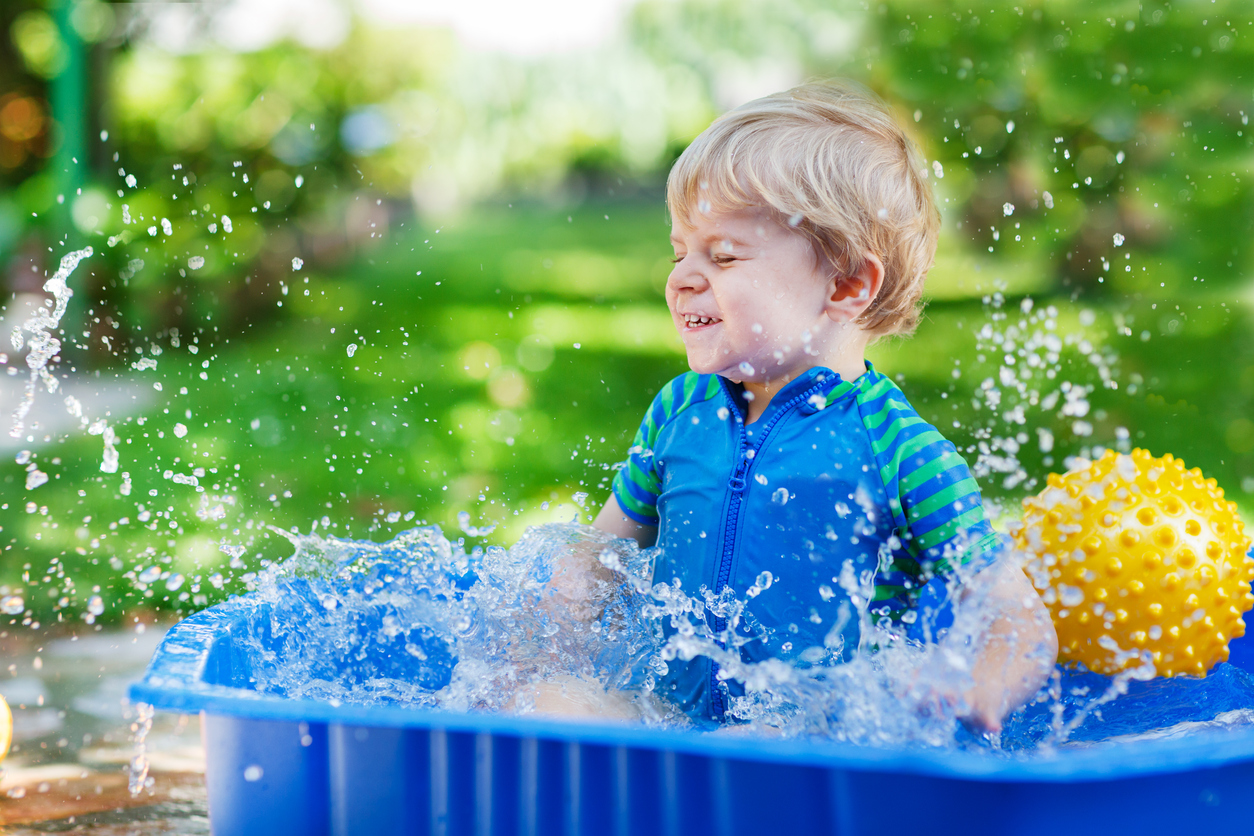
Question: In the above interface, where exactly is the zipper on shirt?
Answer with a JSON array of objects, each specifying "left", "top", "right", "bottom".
[{"left": 708, "top": 376, "right": 830, "bottom": 719}]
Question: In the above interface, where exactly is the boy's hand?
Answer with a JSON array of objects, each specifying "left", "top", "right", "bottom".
[
  {"left": 945, "top": 557, "right": 1059, "bottom": 734},
  {"left": 509, "top": 674, "right": 645, "bottom": 722},
  {"left": 542, "top": 535, "right": 625, "bottom": 623}
]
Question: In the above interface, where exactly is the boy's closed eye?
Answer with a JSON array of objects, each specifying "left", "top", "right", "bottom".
[{"left": 670, "top": 252, "right": 740, "bottom": 265}]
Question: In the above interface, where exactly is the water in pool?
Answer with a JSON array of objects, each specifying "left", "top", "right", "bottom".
[{"left": 227, "top": 517, "right": 1254, "bottom": 753}]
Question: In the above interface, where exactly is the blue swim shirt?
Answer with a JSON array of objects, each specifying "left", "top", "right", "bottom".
[{"left": 610, "top": 363, "right": 1003, "bottom": 722}]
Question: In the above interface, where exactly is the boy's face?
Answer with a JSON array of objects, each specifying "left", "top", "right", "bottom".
[{"left": 666, "top": 206, "right": 836, "bottom": 385}]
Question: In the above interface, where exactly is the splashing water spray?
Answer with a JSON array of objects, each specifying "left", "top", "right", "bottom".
[
  {"left": 9, "top": 247, "right": 94, "bottom": 441},
  {"left": 128, "top": 702, "right": 155, "bottom": 796},
  {"left": 219, "top": 515, "right": 1061, "bottom": 749},
  {"left": 7, "top": 247, "right": 124, "bottom": 493}
]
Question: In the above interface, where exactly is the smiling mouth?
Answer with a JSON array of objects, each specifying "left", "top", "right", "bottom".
[{"left": 681, "top": 314, "right": 721, "bottom": 329}]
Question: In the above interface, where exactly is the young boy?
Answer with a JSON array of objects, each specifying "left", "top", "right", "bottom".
[{"left": 591, "top": 80, "right": 1057, "bottom": 731}]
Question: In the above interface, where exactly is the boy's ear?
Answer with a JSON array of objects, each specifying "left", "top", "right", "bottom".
[{"left": 825, "top": 253, "right": 885, "bottom": 322}]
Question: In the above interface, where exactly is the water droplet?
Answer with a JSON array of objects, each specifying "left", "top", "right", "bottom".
[
  {"left": 738, "top": 361, "right": 755, "bottom": 376},
  {"left": 160, "top": 218, "right": 172, "bottom": 236},
  {"left": 137, "top": 566, "right": 161, "bottom": 584},
  {"left": 173, "top": 423, "right": 188, "bottom": 438},
  {"left": 0, "top": 595, "right": 25, "bottom": 615},
  {"left": 771, "top": 487, "right": 789, "bottom": 505},
  {"left": 1003, "top": 202, "right": 1015, "bottom": 216},
  {"left": 291, "top": 257, "right": 304, "bottom": 271},
  {"left": 165, "top": 574, "right": 185, "bottom": 591},
  {"left": 87, "top": 595, "right": 105, "bottom": 616},
  {"left": 188, "top": 256, "right": 204, "bottom": 270},
  {"left": 346, "top": 344, "right": 358, "bottom": 358},
  {"left": 456, "top": 509, "right": 498, "bottom": 537},
  {"left": 243, "top": 765, "right": 263, "bottom": 782},
  {"left": 1112, "top": 233, "right": 1125, "bottom": 247},
  {"left": 932, "top": 160, "right": 944, "bottom": 179},
  {"left": 222, "top": 216, "right": 233, "bottom": 233},
  {"left": 1043, "top": 191, "right": 1054, "bottom": 209}
]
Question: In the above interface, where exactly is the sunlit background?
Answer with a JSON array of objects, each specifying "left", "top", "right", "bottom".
[{"left": 1, "top": 0, "right": 1252, "bottom": 634}]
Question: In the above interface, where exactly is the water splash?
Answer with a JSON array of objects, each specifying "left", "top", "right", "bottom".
[
  {"left": 9, "top": 247, "right": 93, "bottom": 440},
  {"left": 128, "top": 701, "right": 155, "bottom": 796},
  {"left": 238, "top": 523, "right": 675, "bottom": 723},
  {"left": 223, "top": 518, "right": 1254, "bottom": 750},
  {"left": 964, "top": 291, "right": 1121, "bottom": 500},
  {"left": 220, "top": 523, "right": 1056, "bottom": 746}
]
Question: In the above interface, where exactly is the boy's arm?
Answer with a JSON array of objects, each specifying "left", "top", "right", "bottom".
[
  {"left": 865, "top": 390, "right": 1056, "bottom": 731},
  {"left": 948, "top": 556, "right": 1058, "bottom": 733},
  {"left": 593, "top": 494, "right": 659, "bottom": 548}
]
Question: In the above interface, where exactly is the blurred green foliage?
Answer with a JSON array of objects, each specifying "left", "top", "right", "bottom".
[
  {"left": 1, "top": 0, "right": 1252, "bottom": 628},
  {"left": 632, "top": 0, "right": 1254, "bottom": 296},
  {"left": 5, "top": 1, "right": 1252, "bottom": 333}
]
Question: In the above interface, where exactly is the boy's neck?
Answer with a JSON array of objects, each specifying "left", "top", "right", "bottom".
[{"left": 739, "top": 353, "right": 868, "bottom": 424}]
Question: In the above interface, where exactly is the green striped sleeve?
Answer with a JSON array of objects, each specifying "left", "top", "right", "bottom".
[{"left": 912, "top": 506, "right": 986, "bottom": 553}]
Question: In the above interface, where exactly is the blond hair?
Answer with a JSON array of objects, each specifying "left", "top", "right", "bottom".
[{"left": 666, "top": 80, "right": 939, "bottom": 337}]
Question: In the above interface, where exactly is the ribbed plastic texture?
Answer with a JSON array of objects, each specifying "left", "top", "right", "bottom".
[{"left": 131, "top": 596, "right": 1254, "bottom": 836}]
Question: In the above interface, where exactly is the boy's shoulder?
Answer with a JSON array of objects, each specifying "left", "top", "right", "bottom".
[
  {"left": 643, "top": 371, "right": 722, "bottom": 427},
  {"left": 825, "top": 364, "right": 922, "bottom": 427},
  {"left": 843, "top": 365, "right": 962, "bottom": 469}
]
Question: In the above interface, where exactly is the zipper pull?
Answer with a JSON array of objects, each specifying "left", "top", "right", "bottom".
[{"left": 728, "top": 459, "right": 749, "bottom": 493}]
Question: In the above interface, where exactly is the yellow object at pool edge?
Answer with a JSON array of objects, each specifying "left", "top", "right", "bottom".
[
  {"left": 1014, "top": 449, "right": 1254, "bottom": 678},
  {"left": 0, "top": 694, "right": 10, "bottom": 762}
]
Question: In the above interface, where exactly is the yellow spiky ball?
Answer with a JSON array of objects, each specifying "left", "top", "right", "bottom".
[{"left": 1013, "top": 449, "right": 1254, "bottom": 678}]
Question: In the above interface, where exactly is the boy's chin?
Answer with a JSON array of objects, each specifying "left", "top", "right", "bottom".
[
  {"left": 684, "top": 356, "right": 724, "bottom": 376},
  {"left": 686, "top": 358, "right": 746, "bottom": 382}
]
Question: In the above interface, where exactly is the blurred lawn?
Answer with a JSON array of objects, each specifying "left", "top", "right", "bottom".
[{"left": 3, "top": 192, "right": 1252, "bottom": 627}]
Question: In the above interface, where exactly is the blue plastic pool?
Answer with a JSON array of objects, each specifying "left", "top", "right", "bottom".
[{"left": 129, "top": 588, "right": 1254, "bottom": 836}]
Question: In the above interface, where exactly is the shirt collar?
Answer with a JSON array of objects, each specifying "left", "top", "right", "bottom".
[{"left": 720, "top": 361, "right": 876, "bottom": 422}]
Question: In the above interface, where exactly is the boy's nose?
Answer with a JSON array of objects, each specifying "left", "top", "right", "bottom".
[{"left": 667, "top": 258, "right": 708, "bottom": 293}]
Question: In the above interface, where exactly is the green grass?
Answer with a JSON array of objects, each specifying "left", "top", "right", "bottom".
[{"left": 3, "top": 196, "right": 1252, "bottom": 628}]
